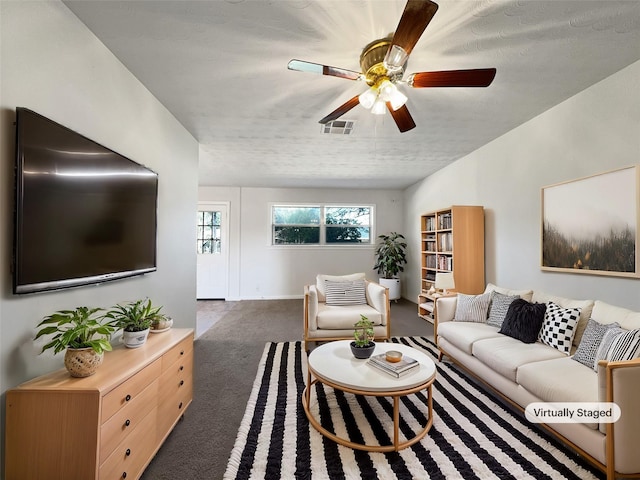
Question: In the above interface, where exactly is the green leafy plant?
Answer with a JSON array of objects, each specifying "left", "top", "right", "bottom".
[
  {"left": 373, "top": 232, "right": 408, "bottom": 279},
  {"left": 353, "top": 315, "right": 375, "bottom": 347},
  {"left": 35, "top": 307, "right": 115, "bottom": 355},
  {"left": 107, "top": 298, "right": 164, "bottom": 332}
]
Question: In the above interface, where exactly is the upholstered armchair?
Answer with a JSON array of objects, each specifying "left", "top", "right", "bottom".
[{"left": 303, "top": 273, "right": 390, "bottom": 350}]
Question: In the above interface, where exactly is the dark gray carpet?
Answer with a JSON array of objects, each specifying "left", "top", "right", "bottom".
[{"left": 141, "top": 298, "right": 430, "bottom": 479}]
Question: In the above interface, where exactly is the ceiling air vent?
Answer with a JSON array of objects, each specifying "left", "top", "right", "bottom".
[{"left": 322, "top": 120, "right": 354, "bottom": 135}]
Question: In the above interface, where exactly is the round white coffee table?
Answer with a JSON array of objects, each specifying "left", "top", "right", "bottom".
[{"left": 302, "top": 340, "right": 436, "bottom": 452}]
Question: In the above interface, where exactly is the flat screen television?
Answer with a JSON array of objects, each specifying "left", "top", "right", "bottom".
[{"left": 13, "top": 107, "right": 158, "bottom": 294}]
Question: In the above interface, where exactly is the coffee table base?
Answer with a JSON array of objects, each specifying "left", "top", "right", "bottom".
[{"left": 302, "top": 373, "right": 434, "bottom": 452}]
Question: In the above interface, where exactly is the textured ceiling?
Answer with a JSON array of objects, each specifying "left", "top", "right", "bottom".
[{"left": 63, "top": 0, "right": 640, "bottom": 189}]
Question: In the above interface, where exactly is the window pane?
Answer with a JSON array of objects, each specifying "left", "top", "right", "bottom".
[
  {"left": 326, "top": 226, "right": 366, "bottom": 243},
  {"left": 212, "top": 238, "right": 221, "bottom": 254},
  {"left": 274, "top": 226, "right": 320, "bottom": 244},
  {"left": 325, "top": 207, "right": 370, "bottom": 225},
  {"left": 273, "top": 206, "right": 320, "bottom": 225},
  {"left": 203, "top": 211, "right": 213, "bottom": 225},
  {"left": 212, "top": 211, "right": 221, "bottom": 226}
]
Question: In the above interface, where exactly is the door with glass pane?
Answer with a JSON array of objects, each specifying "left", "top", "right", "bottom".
[{"left": 196, "top": 203, "right": 229, "bottom": 299}]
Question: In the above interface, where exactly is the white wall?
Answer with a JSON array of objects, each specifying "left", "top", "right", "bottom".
[
  {"left": 0, "top": 0, "right": 199, "bottom": 431},
  {"left": 199, "top": 186, "right": 405, "bottom": 299},
  {"left": 404, "top": 59, "right": 640, "bottom": 311}
]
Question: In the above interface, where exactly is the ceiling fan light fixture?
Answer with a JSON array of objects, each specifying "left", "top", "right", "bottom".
[
  {"left": 389, "top": 89, "right": 408, "bottom": 111},
  {"left": 358, "top": 87, "right": 377, "bottom": 110},
  {"left": 371, "top": 98, "right": 387, "bottom": 115},
  {"left": 383, "top": 45, "right": 408, "bottom": 73}
]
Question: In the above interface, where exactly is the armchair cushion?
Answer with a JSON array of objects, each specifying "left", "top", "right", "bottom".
[{"left": 316, "top": 273, "right": 366, "bottom": 302}]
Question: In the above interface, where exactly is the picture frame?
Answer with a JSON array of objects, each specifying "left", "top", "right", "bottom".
[{"left": 541, "top": 165, "right": 640, "bottom": 278}]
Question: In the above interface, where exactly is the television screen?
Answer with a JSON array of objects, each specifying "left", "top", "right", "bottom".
[{"left": 13, "top": 108, "right": 158, "bottom": 294}]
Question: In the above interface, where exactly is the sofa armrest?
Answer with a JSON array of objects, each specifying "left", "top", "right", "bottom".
[
  {"left": 304, "top": 284, "right": 319, "bottom": 332},
  {"left": 598, "top": 357, "right": 640, "bottom": 475},
  {"left": 366, "top": 281, "right": 389, "bottom": 325},
  {"left": 436, "top": 296, "right": 457, "bottom": 324}
]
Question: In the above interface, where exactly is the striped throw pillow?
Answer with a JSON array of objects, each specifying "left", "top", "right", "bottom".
[
  {"left": 324, "top": 280, "right": 367, "bottom": 306},
  {"left": 487, "top": 292, "right": 519, "bottom": 328},
  {"left": 454, "top": 292, "right": 491, "bottom": 323},
  {"left": 593, "top": 327, "right": 640, "bottom": 371}
]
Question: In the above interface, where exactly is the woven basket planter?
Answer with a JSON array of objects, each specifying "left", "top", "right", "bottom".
[{"left": 64, "top": 347, "right": 104, "bottom": 377}]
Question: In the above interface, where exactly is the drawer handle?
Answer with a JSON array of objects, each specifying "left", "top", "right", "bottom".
[
  {"left": 180, "top": 350, "right": 185, "bottom": 356},
  {"left": 122, "top": 473, "right": 127, "bottom": 479},
  {"left": 179, "top": 380, "right": 184, "bottom": 387},
  {"left": 125, "top": 419, "right": 131, "bottom": 427},
  {"left": 126, "top": 448, "right": 131, "bottom": 456},
  {"left": 180, "top": 365, "right": 184, "bottom": 371},
  {"left": 125, "top": 394, "right": 131, "bottom": 402},
  {"left": 179, "top": 402, "right": 183, "bottom": 409}
]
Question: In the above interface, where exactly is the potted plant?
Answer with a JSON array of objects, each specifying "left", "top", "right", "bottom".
[
  {"left": 350, "top": 315, "right": 376, "bottom": 359},
  {"left": 150, "top": 308, "right": 173, "bottom": 333},
  {"left": 107, "top": 298, "right": 161, "bottom": 348},
  {"left": 34, "top": 307, "right": 116, "bottom": 377},
  {"left": 373, "top": 232, "right": 407, "bottom": 301}
]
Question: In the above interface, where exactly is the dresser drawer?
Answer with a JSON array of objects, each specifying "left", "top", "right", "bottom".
[
  {"left": 99, "top": 407, "right": 157, "bottom": 480},
  {"left": 100, "top": 379, "right": 158, "bottom": 462},
  {"left": 161, "top": 335, "right": 193, "bottom": 372},
  {"left": 101, "top": 359, "right": 162, "bottom": 423}
]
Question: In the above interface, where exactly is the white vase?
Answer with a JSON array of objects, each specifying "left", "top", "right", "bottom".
[
  {"left": 379, "top": 277, "right": 401, "bottom": 301},
  {"left": 122, "top": 328, "right": 150, "bottom": 348}
]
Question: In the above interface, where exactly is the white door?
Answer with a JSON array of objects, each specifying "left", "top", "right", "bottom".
[{"left": 196, "top": 203, "right": 229, "bottom": 299}]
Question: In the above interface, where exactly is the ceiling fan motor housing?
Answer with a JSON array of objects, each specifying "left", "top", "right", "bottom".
[{"left": 359, "top": 36, "right": 405, "bottom": 86}]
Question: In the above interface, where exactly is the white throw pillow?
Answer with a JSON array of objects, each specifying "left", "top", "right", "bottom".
[
  {"left": 454, "top": 292, "right": 491, "bottom": 323},
  {"left": 538, "top": 301, "right": 581, "bottom": 355}
]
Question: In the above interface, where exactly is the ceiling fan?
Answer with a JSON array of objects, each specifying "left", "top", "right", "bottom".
[{"left": 287, "top": 0, "right": 496, "bottom": 133}]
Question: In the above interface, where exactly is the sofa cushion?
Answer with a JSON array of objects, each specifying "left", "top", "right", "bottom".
[
  {"left": 538, "top": 301, "right": 580, "bottom": 355},
  {"left": 499, "top": 299, "right": 546, "bottom": 343},
  {"left": 487, "top": 292, "right": 519, "bottom": 328},
  {"left": 324, "top": 279, "right": 366, "bottom": 306},
  {"left": 591, "top": 300, "right": 640, "bottom": 331},
  {"left": 472, "top": 336, "right": 565, "bottom": 382},
  {"left": 573, "top": 318, "right": 620, "bottom": 369},
  {"left": 316, "top": 304, "right": 382, "bottom": 329},
  {"left": 594, "top": 327, "right": 640, "bottom": 370},
  {"left": 517, "top": 357, "right": 599, "bottom": 429},
  {"left": 315, "top": 273, "right": 366, "bottom": 302},
  {"left": 454, "top": 292, "right": 491, "bottom": 323},
  {"left": 484, "top": 283, "right": 533, "bottom": 302},
  {"left": 531, "top": 291, "right": 594, "bottom": 347},
  {"left": 437, "top": 321, "right": 501, "bottom": 355}
]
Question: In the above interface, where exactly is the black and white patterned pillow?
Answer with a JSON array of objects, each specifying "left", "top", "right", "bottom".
[
  {"left": 324, "top": 280, "right": 366, "bottom": 306},
  {"left": 487, "top": 292, "right": 519, "bottom": 328},
  {"left": 454, "top": 292, "right": 491, "bottom": 323},
  {"left": 572, "top": 318, "right": 620, "bottom": 368},
  {"left": 538, "top": 301, "right": 581, "bottom": 355},
  {"left": 593, "top": 327, "right": 640, "bottom": 371}
]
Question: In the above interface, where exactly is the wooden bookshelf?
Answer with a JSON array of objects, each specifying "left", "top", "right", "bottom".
[{"left": 420, "top": 205, "right": 485, "bottom": 296}]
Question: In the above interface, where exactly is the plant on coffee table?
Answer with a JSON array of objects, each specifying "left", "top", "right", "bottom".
[{"left": 350, "top": 315, "right": 376, "bottom": 359}]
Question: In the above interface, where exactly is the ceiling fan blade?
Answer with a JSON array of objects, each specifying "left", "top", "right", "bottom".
[
  {"left": 408, "top": 68, "right": 497, "bottom": 88},
  {"left": 288, "top": 59, "right": 361, "bottom": 81},
  {"left": 319, "top": 95, "right": 361, "bottom": 124},
  {"left": 389, "top": 0, "right": 439, "bottom": 56},
  {"left": 387, "top": 103, "right": 416, "bottom": 133}
]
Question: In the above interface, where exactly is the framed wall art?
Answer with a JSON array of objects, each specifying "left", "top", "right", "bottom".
[{"left": 541, "top": 165, "right": 640, "bottom": 278}]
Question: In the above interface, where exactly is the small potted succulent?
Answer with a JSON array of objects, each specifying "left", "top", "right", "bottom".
[
  {"left": 350, "top": 315, "right": 376, "bottom": 359},
  {"left": 35, "top": 306, "right": 116, "bottom": 377},
  {"left": 107, "top": 298, "right": 161, "bottom": 348}
]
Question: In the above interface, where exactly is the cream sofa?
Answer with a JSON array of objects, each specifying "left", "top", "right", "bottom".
[
  {"left": 303, "top": 273, "right": 390, "bottom": 350},
  {"left": 435, "top": 284, "right": 640, "bottom": 480}
]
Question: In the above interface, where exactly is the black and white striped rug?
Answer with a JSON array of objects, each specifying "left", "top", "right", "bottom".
[{"left": 224, "top": 337, "right": 604, "bottom": 479}]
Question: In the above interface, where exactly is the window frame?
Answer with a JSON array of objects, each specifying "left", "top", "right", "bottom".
[{"left": 270, "top": 203, "right": 375, "bottom": 247}]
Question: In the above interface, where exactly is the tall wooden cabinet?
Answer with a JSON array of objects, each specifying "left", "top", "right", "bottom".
[
  {"left": 419, "top": 205, "right": 485, "bottom": 315},
  {"left": 5, "top": 328, "right": 194, "bottom": 480}
]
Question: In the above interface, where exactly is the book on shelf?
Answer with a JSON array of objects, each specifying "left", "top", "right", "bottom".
[{"left": 367, "top": 353, "right": 419, "bottom": 378}]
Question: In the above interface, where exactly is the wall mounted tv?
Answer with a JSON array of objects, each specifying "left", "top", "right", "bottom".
[{"left": 13, "top": 108, "right": 158, "bottom": 294}]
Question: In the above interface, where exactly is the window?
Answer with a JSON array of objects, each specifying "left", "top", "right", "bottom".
[
  {"left": 272, "top": 205, "right": 373, "bottom": 245},
  {"left": 197, "top": 210, "right": 221, "bottom": 253}
]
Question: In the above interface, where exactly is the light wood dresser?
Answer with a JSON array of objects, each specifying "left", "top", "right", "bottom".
[{"left": 5, "top": 328, "right": 194, "bottom": 480}]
